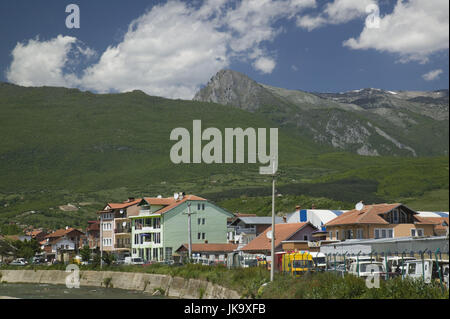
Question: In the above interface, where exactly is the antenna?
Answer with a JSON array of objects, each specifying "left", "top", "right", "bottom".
[{"left": 355, "top": 201, "right": 364, "bottom": 211}]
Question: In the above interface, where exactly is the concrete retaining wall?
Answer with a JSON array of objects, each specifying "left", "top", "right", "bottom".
[{"left": 0, "top": 270, "right": 241, "bottom": 299}]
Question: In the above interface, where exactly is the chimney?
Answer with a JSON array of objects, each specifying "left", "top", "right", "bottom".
[
  {"left": 127, "top": 197, "right": 135, "bottom": 202},
  {"left": 282, "top": 215, "right": 287, "bottom": 223}
]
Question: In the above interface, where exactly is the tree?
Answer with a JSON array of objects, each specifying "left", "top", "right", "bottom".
[
  {"left": 102, "top": 252, "right": 115, "bottom": 266},
  {"left": 80, "top": 245, "right": 91, "bottom": 262}
]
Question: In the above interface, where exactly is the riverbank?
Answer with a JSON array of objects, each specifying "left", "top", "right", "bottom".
[{"left": 0, "top": 269, "right": 240, "bottom": 299}]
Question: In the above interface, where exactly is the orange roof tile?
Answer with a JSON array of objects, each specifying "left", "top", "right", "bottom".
[
  {"left": 177, "top": 243, "right": 238, "bottom": 253},
  {"left": 45, "top": 228, "right": 84, "bottom": 239},
  {"left": 325, "top": 203, "right": 405, "bottom": 226},
  {"left": 106, "top": 199, "right": 141, "bottom": 210},
  {"left": 146, "top": 195, "right": 207, "bottom": 215},
  {"left": 241, "top": 223, "right": 311, "bottom": 252}
]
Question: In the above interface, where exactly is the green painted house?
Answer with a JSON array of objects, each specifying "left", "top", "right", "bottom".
[{"left": 130, "top": 194, "right": 234, "bottom": 261}]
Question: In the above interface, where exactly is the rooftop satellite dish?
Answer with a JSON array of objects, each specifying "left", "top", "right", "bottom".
[
  {"left": 122, "top": 222, "right": 127, "bottom": 227},
  {"left": 355, "top": 201, "right": 364, "bottom": 211},
  {"left": 266, "top": 231, "right": 273, "bottom": 240},
  {"left": 157, "top": 195, "right": 162, "bottom": 198},
  {"left": 174, "top": 193, "right": 179, "bottom": 200}
]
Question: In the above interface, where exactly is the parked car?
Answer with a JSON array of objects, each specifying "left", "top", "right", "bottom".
[
  {"left": 124, "top": 257, "right": 144, "bottom": 265},
  {"left": 10, "top": 259, "right": 27, "bottom": 266},
  {"left": 381, "top": 256, "right": 416, "bottom": 273}
]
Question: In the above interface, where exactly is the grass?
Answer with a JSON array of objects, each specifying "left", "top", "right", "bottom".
[{"left": 1, "top": 263, "right": 447, "bottom": 299}]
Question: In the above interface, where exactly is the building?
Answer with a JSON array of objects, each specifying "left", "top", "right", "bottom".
[
  {"left": 97, "top": 197, "right": 141, "bottom": 258},
  {"left": 25, "top": 229, "right": 48, "bottom": 243},
  {"left": 416, "top": 211, "right": 449, "bottom": 236},
  {"left": 175, "top": 243, "right": 238, "bottom": 264},
  {"left": 228, "top": 216, "right": 285, "bottom": 249},
  {"left": 324, "top": 203, "right": 436, "bottom": 241},
  {"left": 320, "top": 236, "right": 449, "bottom": 255},
  {"left": 43, "top": 227, "right": 85, "bottom": 262},
  {"left": 241, "top": 222, "right": 318, "bottom": 255},
  {"left": 130, "top": 193, "right": 234, "bottom": 262},
  {"left": 80, "top": 220, "right": 100, "bottom": 250},
  {"left": 286, "top": 205, "right": 348, "bottom": 230}
]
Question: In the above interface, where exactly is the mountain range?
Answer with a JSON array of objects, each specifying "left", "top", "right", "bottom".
[
  {"left": 194, "top": 70, "right": 449, "bottom": 157},
  {"left": 0, "top": 73, "right": 448, "bottom": 229}
]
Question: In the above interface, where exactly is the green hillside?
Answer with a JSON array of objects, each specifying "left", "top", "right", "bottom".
[{"left": 0, "top": 83, "right": 448, "bottom": 230}]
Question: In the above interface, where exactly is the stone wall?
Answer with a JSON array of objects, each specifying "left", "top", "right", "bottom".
[{"left": 0, "top": 270, "right": 241, "bottom": 299}]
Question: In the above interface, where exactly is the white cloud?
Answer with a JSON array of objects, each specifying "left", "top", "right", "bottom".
[
  {"left": 297, "top": 0, "right": 375, "bottom": 31},
  {"left": 253, "top": 56, "right": 276, "bottom": 74},
  {"left": 422, "top": 69, "right": 443, "bottom": 81},
  {"left": 343, "top": 0, "right": 449, "bottom": 63},
  {"left": 6, "top": 0, "right": 317, "bottom": 99},
  {"left": 6, "top": 35, "right": 79, "bottom": 87}
]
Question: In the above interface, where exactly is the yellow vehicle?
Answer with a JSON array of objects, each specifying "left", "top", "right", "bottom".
[{"left": 281, "top": 251, "right": 316, "bottom": 276}]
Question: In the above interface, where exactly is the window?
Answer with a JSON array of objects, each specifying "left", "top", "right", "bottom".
[
  {"left": 154, "top": 232, "right": 161, "bottom": 244},
  {"left": 202, "top": 233, "right": 206, "bottom": 240},
  {"left": 374, "top": 228, "right": 393, "bottom": 239},
  {"left": 202, "top": 218, "right": 205, "bottom": 225},
  {"left": 153, "top": 248, "right": 158, "bottom": 260},
  {"left": 329, "top": 231, "right": 333, "bottom": 239},
  {"left": 303, "top": 235, "right": 308, "bottom": 241},
  {"left": 411, "top": 228, "right": 424, "bottom": 237},
  {"left": 345, "top": 230, "right": 353, "bottom": 239},
  {"left": 165, "top": 247, "right": 173, "bottom": 260},
  {"left": 198, "top": 204, "right": 201, "bottom": 210},
  {"left": 198, "top": 232, "right": 201, "bottom": 240},
  {"left": 202, "top": 204, "right": 205, "bottom": 210},
  {"left": 393, "top": 209, "right": 399, "bottom": 224},
  {"left": 356, "top": 229, "right": 363, "bottom": 239},
  {"left": 198, "top": 218, "right": 201, "bottom": 225},
  {"left": 336, "top": 230, "right": 339, "bottom": 240}
]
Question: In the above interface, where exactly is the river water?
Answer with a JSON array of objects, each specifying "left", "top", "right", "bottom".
[{"left": 0, "top": 283, "right": 165, "bottom": 299}]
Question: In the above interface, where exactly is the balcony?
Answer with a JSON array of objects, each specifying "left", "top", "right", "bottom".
[
  {"left": 115, "top": 242, "right": 131, "bottom": 249},
  {"left": 114, "top": 227, "right": 131, "bottom": 234}
]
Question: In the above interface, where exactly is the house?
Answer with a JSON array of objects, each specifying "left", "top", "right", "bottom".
[
  {"left": 416, "top": 211, "right": 449, "bottom": 236},
  {"left": 130, "top": 193, "right": 234, "bottom": 262},
  {"left": 25, "top": 229, "right": 48, "bottom": 243},
  {"left": 43, "top": 227, "right": 85, "bottom": 262},
  {"left": 80, "top": 221, "right": 100, "bottom": 250},
  {"left": 228, "top": 216, "right": 285, "bottom": 249},
  {"left": 240, "top": 222, "right": 318, "bottom": 269},
  {"left": 97, "top": 197, "right": 141, "bottom": 258},
  {"left": 175, "top": 243, "right": 238, "bottom": 264},
  {"left": 324, "top": 203, "right": 436, "bottom": 241}
]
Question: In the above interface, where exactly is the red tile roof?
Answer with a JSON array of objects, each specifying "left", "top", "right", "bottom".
[
  {"left": 241, "top": 223, "right": 311, "bottom": 252},
  {"left": 144, "top": 195, "right": 207, "bottom": 215},
  {"left": 415, "top": 217, "right": 449, "bottom": 229},
  {"left": 106, "top": 199, "right": 141, "bottom": 210},
  {"left": 325, "top": 203, "right": 408, "bottom": 226},
  {"left": 45, "top": 228, "right": 84, "bottom": 239},
  {"left": 177, "top": 243, "right": 238, "bottom": 253}
]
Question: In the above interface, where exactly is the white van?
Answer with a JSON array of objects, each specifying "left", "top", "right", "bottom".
[
  {"left": 404, "top": 259, "right": 449, "bottom": 284},
  {"left": 124, "top": 257, "right": 144, "bottom": 265},
  {"left": 348, "top": 261, "right": 386, "bottom": 278}
]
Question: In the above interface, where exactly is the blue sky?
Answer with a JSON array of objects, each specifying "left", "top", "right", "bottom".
[{"left": 0, "top": 0, "right": 448, "bottom": 99}]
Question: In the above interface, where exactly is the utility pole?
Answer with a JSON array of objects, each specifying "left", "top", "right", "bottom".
[
  {"left": 183, "top": 203, "right": 196, "bottom": 262},
  {"left": 270, "top": 162, "right": 276, "bottom": 282},
  {"left": 100, "top": 213, "right": 103, "bottom": 269}
]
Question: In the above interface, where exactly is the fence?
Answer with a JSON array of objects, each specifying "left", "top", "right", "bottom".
[{"left": 317, "top": 248, "right": 449, "bottom": 290}]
